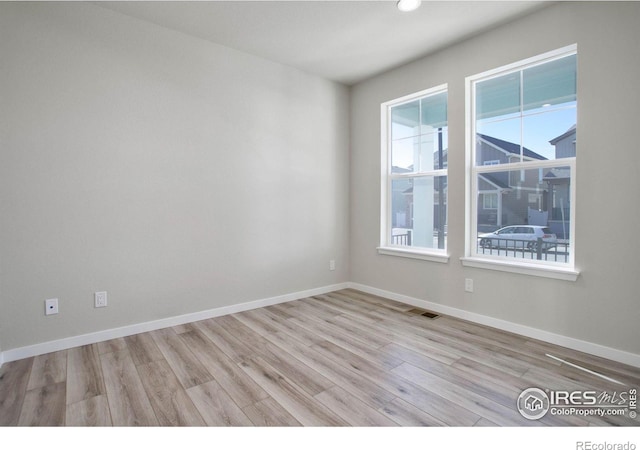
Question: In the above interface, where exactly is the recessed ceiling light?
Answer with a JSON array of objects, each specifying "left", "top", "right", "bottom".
[{"left": 397, "top": 0, "right": 422, "bottom": 12}]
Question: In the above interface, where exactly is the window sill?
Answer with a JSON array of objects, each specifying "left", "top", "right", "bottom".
[
  {"left": 460, "top": 256, "right": 579, "bottom": 281},
  {"left": 377, "top": 247, "right": 449, "bottom": 264}
]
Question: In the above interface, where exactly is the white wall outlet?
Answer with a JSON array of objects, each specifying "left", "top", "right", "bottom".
[
  {"left": 465, "top": 278, "right": 474, "bottom": 293},
  {"left": 45, "top": 298, "right": 59, "bottom": 315},
  {"left": 329, "top": 259, "right": 336, "bottom": 271},
  {"left": 95, "top": 291, "right": 108, "bottom": 308}
]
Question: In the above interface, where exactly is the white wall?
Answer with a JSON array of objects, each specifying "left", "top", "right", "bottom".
[
  {"left": 0, "top": 3, "right": 350, "bottom": 351},
  {"left": 350, "top": 2, "right": 640, "bottom": 356}
]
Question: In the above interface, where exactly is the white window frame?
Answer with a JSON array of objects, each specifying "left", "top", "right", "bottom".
[
  {"left": 462, "top": 45, "right": 579, "bottom": 281},
  {"left": 379, "top": 84, "right": 449, "bottom": 263}
]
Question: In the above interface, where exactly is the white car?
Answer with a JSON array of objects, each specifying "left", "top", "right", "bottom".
[{"left": 479, "top": 225, "right": 557, "bottom": 251}]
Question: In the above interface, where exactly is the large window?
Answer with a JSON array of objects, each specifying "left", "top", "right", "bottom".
[
  {"left": 380, "top": 85, "right": 448, "bottom": 262},
  {"left": 465, "top": 46, "right": 578, "bottom": 279}
]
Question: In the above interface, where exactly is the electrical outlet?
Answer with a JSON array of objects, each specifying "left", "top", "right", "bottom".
[
  {"left": 329, "top": 260, "right": 336, "bottom": 271},
  {"left": 95, "top": 291, "right": 108, "bottom": 308},
  {"left": 465, "top": 278, "right": 474, "bottom": 293},
  {"left": 45, "top": 298, "right": 59, "bottom": 315}
]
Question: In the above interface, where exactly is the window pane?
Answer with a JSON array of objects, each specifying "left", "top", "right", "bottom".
[
  {"left": 391, "top": 129, "right": 448, "bottom": 173},
  {"left": 522, "top": 107, "right": 576, "bottom": 160},
  {"left": 390, "top": 176, "right": 447, "bottom": 250},
  {"left": 421, "top": 92, "right": 448, "bottom": 129},
  {"left": 523, "top": 54, "right": 576, "bottom": 112},
  {"left": 391, "top": 100, "right": 420, "bottom": 140},
  {"left": 391, "top": 136, "right": 415, "bottom": 173},
  {"left": 476, "top": 118, "right": 522, "bottom": 165},
  {"left": 475, "top": 71, "right": 520, "bottom": 121},
  {"left": 476, "top": 166, "right": 571, "bottom": 263}
]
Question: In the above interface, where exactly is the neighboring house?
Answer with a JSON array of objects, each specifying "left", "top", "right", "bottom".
[
  {"left": 544, "top": 125, "right": 576, "bottom": 239},
  {"left": 476, "top": 134, "right": 548, "bottom": 232}
]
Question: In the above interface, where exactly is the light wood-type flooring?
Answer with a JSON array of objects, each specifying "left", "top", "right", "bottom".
[{"left": 1, "top": 289, "right": 639, "bottom": 426}]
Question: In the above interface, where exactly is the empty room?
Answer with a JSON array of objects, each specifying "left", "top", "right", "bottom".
[{"left": 1, "top": 0, "right": 639, "bottom": 443}]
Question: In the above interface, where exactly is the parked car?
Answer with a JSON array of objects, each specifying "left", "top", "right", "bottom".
[{"left": 479, "top": 225, "right": 557, "bottom": 251}]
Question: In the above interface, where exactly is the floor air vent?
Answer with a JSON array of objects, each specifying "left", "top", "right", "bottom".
[{"left": 408, "top": 308, "right": 440, "bottom": 319}]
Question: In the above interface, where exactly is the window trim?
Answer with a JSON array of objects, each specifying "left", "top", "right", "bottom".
[
  {"left": 464, "top": 45, "right": 579, "bottom": 280},
  {"left": 379, "top": 84, "right": 449, "bottom": 263}
]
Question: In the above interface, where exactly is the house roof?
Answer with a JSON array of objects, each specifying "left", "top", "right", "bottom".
[
  {"left": 549, "top": 124, "right": 576, "bottom": 145},
  {"left": 477, "top": 134, "right": 547, "bottom": 161},
  {"left": 479, "top": 173, "right": 511, "bottom": 190},
  {"left": 543, "top": 167, "right": 571, "bottom": 180}
]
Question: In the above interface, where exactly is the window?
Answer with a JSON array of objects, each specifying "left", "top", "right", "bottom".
[
  {"left": 464, "top": 46, "right": 578, "bottom": 280},
  {"left": 379, "top": 85, "right": 448, "bottom": 262},
  {"left": 482, "top": 193, "right": 498, "bottom": 210}
]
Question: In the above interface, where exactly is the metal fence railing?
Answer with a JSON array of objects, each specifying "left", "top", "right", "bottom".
[
  {"left": 477, "top": 237, "right": 570, "bottom": 263},
  {"left": 392, "top": 231, "right": 412, "bottom": 246}
]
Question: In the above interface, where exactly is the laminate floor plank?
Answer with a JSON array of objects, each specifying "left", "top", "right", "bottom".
[
  {"left": 450, "top": 357, "right": 532, "bottom": 392},
  {"left": 242, "top": 397, "right": 302, "bottom": 426},
  {"left": 314, "top": 386, "right": 397, "bottom": 426},
  {"left": 187, "top": 380, "right": 253, "bottom": 426},
  {"left": 264, "top": 303, "right": 296, "bottom": 319},
  {"left": 27, "top": 350, "right": 67, "bottom": 390},
  {"left": 409, "top": 318, "right": 560, "bottom": 371},
  {"left": 316, "top": 293, "right": 390, "bottom": 323},
  {"left": 193, "top": 318, "right": 254, "bottom": 364},
  {"left": 474, "top": 418, "right": 500, "bottom": 427},
  {"left": 150, "top": 327, "right": 213, "bottom": 389},
  {"left": 179, "top": 330, "right": 269, "bottom": 408},
  {"left": 342, "top": 289, "right": 417, "bottom": 313},
  {"left": 295, "top": 298, "right": 345, "bottom": 320},
  {"left": 66, "top": 344, "right": 105, "bottom": 405},
  {"left": 374, "top": 325, "right": 462, "bottom": 365},
  {"left": 380, "top": 318, "right": 530, "bottom": 377},
  {"left": 379, "top": 397, "right": 448, "bottom": 426},
  {"left": 97, "top": 338, "right": 128, "bottom": 355},
  {"left": 18, "top": 382, "right": 66, "bottom": 426},
  {"left": 379, "top": 343, "right": 521, "bottom": 409},
  {"left": 125, "top": 333, "right": 165, "bottom": 366},
  {"left": 292, "top": 303, "right": 393, "bottom": 350},
  {"left": 238, "top": 355, "right": 347, "bottom": 426},
  {"left": 172, "top": 323, "right": 197, "bottom": 335},
  {"left": 289, "top": 315, "right": 403, "bottom": 371},
  {"left": 137, "top": 359, "right": 205, "bottom": 426},
  {"left": 100, "top": 349, "right": 158, "bottom": 426},
  {"left": 222, "top": 315, "right": 335, "bottom": 396},
  {"left": 238, "top": 307, "right": 324, "bottom": 347},
  {"left": 264, "top": 331, "right": 397, "bottom": 410},
  {"left": 327, "top": 290, "right": 413, "bottom": 317},
  {"left": 66, "top": 395, "right": 112, "bottom": 426},
  {"left": 308, "top": 340, "right": 480, "bottom": 426},
  {"left": 0, "top": 357, "right": 34, "bottom": 426},
  {"left": 391, "top": 362, "right": 540, "bottom": 427}
]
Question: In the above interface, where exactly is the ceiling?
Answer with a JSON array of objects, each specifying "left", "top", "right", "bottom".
[{"left": 97, "top": 1, "right": 550, "bottom": 85}]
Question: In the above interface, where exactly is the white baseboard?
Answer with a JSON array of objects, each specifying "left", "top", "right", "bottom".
[
  {"left": 0, "top": 282, "right": 349, "bottom": 366},
  {"left": 347, "top": 282, "right": 640, "bottom": 369}
]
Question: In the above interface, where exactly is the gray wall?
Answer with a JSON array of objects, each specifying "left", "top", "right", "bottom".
[
  {"left": 0, "top": 3, "right": 350, "bottom": 350},
  {"left": 350, "top": 2, "right": 640, "bottom": 355}
]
